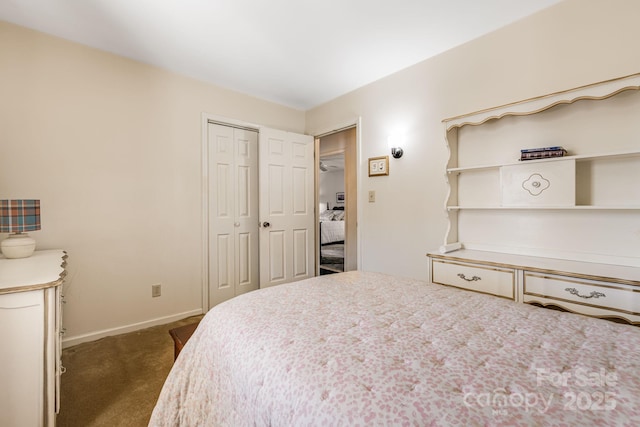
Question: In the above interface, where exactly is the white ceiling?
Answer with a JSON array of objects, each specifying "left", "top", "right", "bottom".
[{"left": 1, "top": 0, "right": 562, "bottom": 110}]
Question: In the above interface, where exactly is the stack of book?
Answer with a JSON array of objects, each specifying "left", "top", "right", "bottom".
[{"left": 520, "top": 146, "right": 567, "bottom": 161}]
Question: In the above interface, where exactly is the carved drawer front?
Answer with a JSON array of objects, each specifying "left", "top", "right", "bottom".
[
  {"left": 432, "top": 259, "right": 515, "bottom": 299},
  {"left": 523, "top": 272, "right": 640, "bottom": 315}
]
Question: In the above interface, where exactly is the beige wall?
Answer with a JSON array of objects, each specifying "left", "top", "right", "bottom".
[
  {"left": 3, "top": 0, "right": 640, "bottom": 344},
  {"left": 0, "top": 21, "right": 305, "bottom": 344},
  {"left": 305, "top": 0, "right": 640, "bottom": 279}
]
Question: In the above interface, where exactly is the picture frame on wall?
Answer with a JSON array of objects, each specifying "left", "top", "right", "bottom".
[
  {"left": 336, "top": 192, "right": 345, "bottom": 203},
  {"left": 368, "top": 156, "right": 389, "bottom": 176}
]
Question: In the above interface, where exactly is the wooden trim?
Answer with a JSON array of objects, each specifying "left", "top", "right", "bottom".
[
  {"left": 427, "top": 252, "right": 640, "bottom": 287},
  {"left": 443, "top": 72, "right": 640, "bottom": 124},
  {"left": 525, "top": 299, "right": 640, "bottom": 326},
  {"left": 42, "top": 289, "right": 49, "bottom": 426},
  {"left": 525, "top": 293, "right": 640, "bottom": 316},
  {"left": 0, "top": 278, "right": 64, "bottom": 295},
  {"left": 432, "top": 258, "right": 513, "bottom": 274}
]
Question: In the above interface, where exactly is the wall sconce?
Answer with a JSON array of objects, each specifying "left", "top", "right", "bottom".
[{"left": 388, "top": 133, "right": 404, "bottom": 159}]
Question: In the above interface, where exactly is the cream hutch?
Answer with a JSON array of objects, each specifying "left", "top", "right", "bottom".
[{"left": 428, "top": 73, "right": 640, "bottom": 324}]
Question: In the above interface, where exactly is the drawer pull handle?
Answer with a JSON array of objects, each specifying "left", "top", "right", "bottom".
[
  {"left": 565, "top": 287, "right": 606, "bottom": 299},
  {"left": 457, "top": 273, "right": 481, "bottom": 282}
]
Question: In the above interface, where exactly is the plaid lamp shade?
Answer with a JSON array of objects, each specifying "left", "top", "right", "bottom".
[{"left": 0, "top": 199, "right": 41, "bottom": 233}]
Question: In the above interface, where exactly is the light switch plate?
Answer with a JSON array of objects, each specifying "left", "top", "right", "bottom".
[{"left": 368, "top": 191, "right": 376, "bottom": 202}]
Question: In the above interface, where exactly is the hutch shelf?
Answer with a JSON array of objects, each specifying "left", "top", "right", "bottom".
[{"left": 428, "top": 73, "right": 640, "bottom": 324}]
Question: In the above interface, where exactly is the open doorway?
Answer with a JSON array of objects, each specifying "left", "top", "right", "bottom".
[
  {"left": 317, "top": 127, "right": 357, "bottom": 275},
  {"left": 318, "top": 152, "right": 345, "bottom": 274}
]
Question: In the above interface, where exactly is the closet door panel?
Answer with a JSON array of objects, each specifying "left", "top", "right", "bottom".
[{"left": 208, "top": 124, "right": 259, "bottom": 307}]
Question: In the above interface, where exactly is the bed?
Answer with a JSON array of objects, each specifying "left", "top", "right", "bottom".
[
  {"left": 150, "top": 271, "right": 640, "bottom": 426},
  {"left": 319, "top": 207, "right": 345, "bottom": 245},
  {"left": 319, "top": 207, "right": 345, "bottom": 272}
]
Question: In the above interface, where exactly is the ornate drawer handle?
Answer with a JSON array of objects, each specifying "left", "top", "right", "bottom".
[
  {"left": 457, "top": 273, "right": 481, "bottom": 282},
  {"left": 564, "top": 287, "right": 606, "bottom": 299}
]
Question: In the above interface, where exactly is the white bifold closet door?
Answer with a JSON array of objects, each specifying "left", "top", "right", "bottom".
[
  {"left": 208, "top": 123, "right": 315, "bottom": 307},
  {"left": 208, "top": 123, "right": 259, "bottom": 308}
]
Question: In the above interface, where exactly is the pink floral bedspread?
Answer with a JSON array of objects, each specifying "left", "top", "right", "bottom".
[{"left": 149, "top": 271, "right": 640, "bottom": 426}]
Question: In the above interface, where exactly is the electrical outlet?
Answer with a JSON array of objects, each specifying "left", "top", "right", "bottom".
[
  {"left": 152, "top": 284, "right": 161, "bottom": 298},
  {"left": 368, "top": 190, "right": 376, "bottom": 203}
]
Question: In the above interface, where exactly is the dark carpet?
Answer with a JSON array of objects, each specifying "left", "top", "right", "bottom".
[{"left": 57, "top": 315, "right": 203, "bottom": 427}]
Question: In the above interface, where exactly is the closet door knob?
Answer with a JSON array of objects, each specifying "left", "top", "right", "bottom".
[{"left": 262, "top": 221, "right": 270, "bottom": 228}]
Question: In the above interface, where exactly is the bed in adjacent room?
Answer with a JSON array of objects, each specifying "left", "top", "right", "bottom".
[
  {"left": 319, "top": 207, "right": 345, "bottom": 245},
  {"left": 319, "top": 207, "right": 345, "bottom": 273},
  {"left": 150, "top": 271, "right": 640, "bottom": 426}
]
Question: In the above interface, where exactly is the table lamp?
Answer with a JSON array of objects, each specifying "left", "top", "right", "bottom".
[{"left": 0, "top": 199, "right": 41, "bottom": 259}]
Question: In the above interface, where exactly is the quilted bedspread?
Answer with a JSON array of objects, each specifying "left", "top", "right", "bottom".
[{"left": 149, "top": 271, "right": 640, "bottom": 426}]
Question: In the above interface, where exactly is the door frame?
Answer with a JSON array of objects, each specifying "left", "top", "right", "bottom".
[
  {"left": 312, "top": 117, "right": 363, "bottom": 274},
  {"left": 201, "top": 113, "right": 262, "bottom": 312}
]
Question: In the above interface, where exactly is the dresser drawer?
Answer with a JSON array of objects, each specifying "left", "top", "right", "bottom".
[
  {"left": 431, "top": 259, "right": 515, "bottom": 299},
  {"left": 524, "top": 272, "right": 640, "bottom": 316}
]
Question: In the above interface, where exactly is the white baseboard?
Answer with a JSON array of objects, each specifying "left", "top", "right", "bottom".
[{"left": 62, "top": 309, "right": 203, "bottom": 349}]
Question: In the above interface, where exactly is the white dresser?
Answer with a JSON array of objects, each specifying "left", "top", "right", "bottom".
[
  {"left": 428, "top": 249, "right": 640, "bottom": 324},
  {"left": 430, "top": 73, "right": 640, "bottom": 325},
  {"left": 0, "top": 250, "right": 67, "bottom": 427}
]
